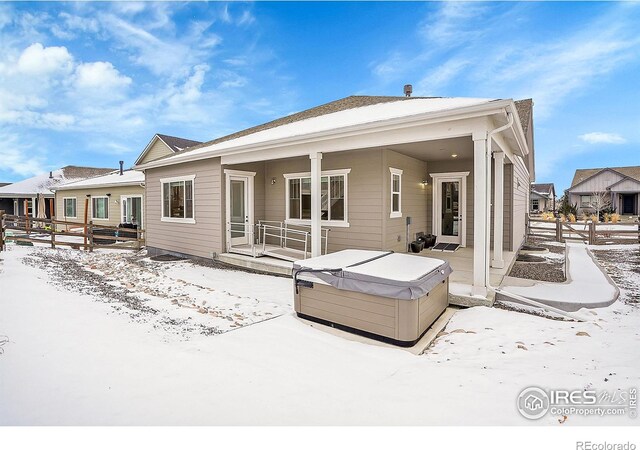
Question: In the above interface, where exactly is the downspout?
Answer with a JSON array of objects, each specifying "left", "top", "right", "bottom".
[{"left": 482, "top": 110, "right": 588, "bottom": 322}]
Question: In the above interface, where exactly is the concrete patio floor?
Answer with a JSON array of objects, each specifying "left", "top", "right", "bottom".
[{"left": 216, "top": 245, "right": 518, "bottom": 307}]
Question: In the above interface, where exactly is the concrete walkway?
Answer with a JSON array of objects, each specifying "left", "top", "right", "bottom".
[{"left": 498, "top": 243, "right": 619, "bottom": 312}]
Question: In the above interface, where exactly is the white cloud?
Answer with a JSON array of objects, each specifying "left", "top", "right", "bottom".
[
  {"left": 74, "top": 61, "right": 132, "bottom": 90},
  {"left": 17, "top": 43, "right": 74, "bottom": 76},
  {"left": 578, "top": 132, "right": 627, "bottom": 145},
  {"left": 416, "top": 58, "right": 470, "bottom": 95}
]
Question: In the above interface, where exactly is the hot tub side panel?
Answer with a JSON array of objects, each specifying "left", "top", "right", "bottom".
[{"left": 294, "top": 279, "right": 449, "bottom": 345}]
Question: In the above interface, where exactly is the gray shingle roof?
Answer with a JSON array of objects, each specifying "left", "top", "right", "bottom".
[
  {"left": 514, "top": 99, "right": 533, "bottom": 135},
  {"left": 147, "top": 95, "right": 532, "bottom": 165},
  {"left": 570, "top": 166, "right": 640, "bottom": 188},
  {"left": 156, "top": 134, "right": 202, "bottom": 153},
  {"left": 531, "top": 183, "right": 554, "bottom": 196}
]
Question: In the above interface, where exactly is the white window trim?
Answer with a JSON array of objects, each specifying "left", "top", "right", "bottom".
[
  {"left": 91, "top": 196, "right": 110, "bottom": 221},
  {"left": 120, "top": 195, "right": 144, "bottom": 227},
  {"left": 283, "top": 168, "right": 351, "bottom": 228},
  {"left": 389, "top": 167, "right": 403, "bottom": 218},
  {"left": 62, "top": 197, "right": 77, "bottom": 219},
  {"left": 160, "top": 175, "right": 196, "bottom": 224}
]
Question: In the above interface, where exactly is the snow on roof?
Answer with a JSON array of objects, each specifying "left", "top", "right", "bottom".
[
  {"left": 0, "top": 166, "right": 112, "bottom": 197},
  {"left": 54, "top": 170, "right": 144, "bottom": 190},
  {"left": 148, "top": 97, "right": 497, "bottom": 166}
]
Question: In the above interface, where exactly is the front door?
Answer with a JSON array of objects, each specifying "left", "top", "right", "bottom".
[
  {"left": 622, "top": 194, "right": 636, "bottom": 214},
  {"left": 431, "top": 172, "right": 468, "bottom": 246},
  {"left": 228, "top": 175, "right": 250, "bottom": 246}
]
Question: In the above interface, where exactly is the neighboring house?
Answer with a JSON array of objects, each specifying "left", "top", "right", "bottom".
[
  {"left": 52, "top": 166, "right": 145, "bottom": 228},
  {"left": 0, "top": 183, "right": 11, "bottom": 215},
  {"left": 134, "top": 133, "right": 202, "bottom": 166},
  {"left": 530, "top": 183, "right": 556, "bottom": 213},
  {"left": 567, "top": 166, "right": 640, "bottom": 216},
  {"left": 0, "top": 166, "right": 113, "bottom": 218},
  {"left": 135, "top": 95, "right": 535, "bottom": 300},
  {"left": 50, "top": 134, "right": 200, "bottom": 228}
]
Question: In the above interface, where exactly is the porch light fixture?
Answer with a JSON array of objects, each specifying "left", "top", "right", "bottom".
[
  {"left": 421, "top": 179, "right": 429, "bottom": 186},
  {"left": 271, "top": 177, "right": 277, "bottom": 185},
  {"left": 105, "top": 193, "right": 111, "bottom": 197},
  {"left": 451, "top": 154, "right": 458, "bottom": 158}
]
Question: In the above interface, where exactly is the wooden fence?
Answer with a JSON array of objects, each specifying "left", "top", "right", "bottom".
[
  {"left": 0, "top": 214, "right": 145, "bottom": 252},
  {"left": 528, "top": 217, "right": 640, "bottom": 245}
]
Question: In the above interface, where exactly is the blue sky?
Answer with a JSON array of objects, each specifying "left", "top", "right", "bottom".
[{"left": 0, "top": 2, "right": 639, "bottom": 193}]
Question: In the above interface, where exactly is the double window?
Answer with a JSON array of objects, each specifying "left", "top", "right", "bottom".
[
  {"left": 285, "top": 169, "right": 349, "bottom": 226},
  {"left": 389, "top": 168, "right": 403, "bottom": 218},
  {"left": 580, "top": 195, "right": 598, "bottom": 207},
  {"left": 92, "top": 196, "right": 109, "bottom": 220},
  {"left": 63, "top": 197, "right": 77, "bottom": 218},
  {"left": 161, "top": 176, "right": 195, "bottom": 223}
]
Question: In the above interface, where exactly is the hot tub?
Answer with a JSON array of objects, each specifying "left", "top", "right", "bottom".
[{"left": 293, "top": 250, "right": 452, "bottom": 347}]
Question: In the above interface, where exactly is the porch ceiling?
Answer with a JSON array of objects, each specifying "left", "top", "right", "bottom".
[{"left": 381, "top": 136, "right": 474, "bottom": 162}]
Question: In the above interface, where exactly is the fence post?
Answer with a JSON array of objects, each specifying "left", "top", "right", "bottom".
[
  {"left": 555, "top": 218, "right": 561, "bottom": 242},
  {"left": 51, "top": 227, "right": 55, "bottom": 249},
  {"left": 589, "top": 221, "right": 595, "bottom": 245},
  {"left": 88, "top": 220, "right": 94, "bottom": 252}
]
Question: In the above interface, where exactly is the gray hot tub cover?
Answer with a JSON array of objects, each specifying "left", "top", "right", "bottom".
[{"left": 293, "top": 250, "right": 452, "bottom": 300}]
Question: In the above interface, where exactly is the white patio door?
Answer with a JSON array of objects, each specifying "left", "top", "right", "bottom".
[
  {"left": 225, "top": 170, "right": 255, "bottom": 248},
  {"left": 121, "top": 195, "right": 143, "bottom": 226},
  {"left": 431, "top": 172, "right": 469, "bottom": 246}
]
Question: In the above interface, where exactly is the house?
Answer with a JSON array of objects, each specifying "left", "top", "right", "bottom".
[
  {"left": 0, "top": 166, "right": 113, "bottom": 218},
  {"left": 51, "top": 134, "right": 201, "bottom": 228},
  {"left": 566, "top": 166, "right": 640, "bottom": 216},
  {"left": 52, "top": 164, "right": 146, "bottom": 228},
  {"left": 135, "top": 94, "right": 535, "bottom": 302},
  {"left": 530, "top": 183, "right": 556, "bottom": 213}
]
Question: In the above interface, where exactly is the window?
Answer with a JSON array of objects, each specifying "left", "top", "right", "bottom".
[
  {"left": 26, "top": 199, "right": 33, "bottom": 217},
  {"left": 92, "top": 196, "right": 109, "bottom": 220},
  {"left": 531, "top": 199, "right": 539, "bottom": 210},
  {"left": 580, "top": 195, "right": 600, "bottom": 207},
  {"left": 389, "top": 168, "right": 403, "bottom": 218},
  {"left": 161, "top": 176, "right": 195, "bottom": 223},
  {"left": 285, "top": 169, "right": 349, "bottom": 226},
  {"left": 63, "top": 197, "right": 77, "bottom": 218}
]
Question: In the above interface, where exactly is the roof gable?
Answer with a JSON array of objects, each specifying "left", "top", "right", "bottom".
[
  {"left": 135, "top": 134, "right": 202, "bottom": 165},
  {"left": 571, "top": 166, "right": 640, "bottom": 188},
  {"left": 0, "top": 166, "right": 114, "bottom": 197}
]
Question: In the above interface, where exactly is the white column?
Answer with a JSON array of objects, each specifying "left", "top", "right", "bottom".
[
  {"left": 310, "top": 152, "right": 323, "bottom": 257},
  {"left": 491, "top": 151, "right": 505, "bottom": 268},
  {"left": 472, "top": 135, "right": 488, "bottom": 297}
]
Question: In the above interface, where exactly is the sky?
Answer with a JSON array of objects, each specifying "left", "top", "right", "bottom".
[{"left": 0, "top": 1, "right": 639, "bottom": 193}]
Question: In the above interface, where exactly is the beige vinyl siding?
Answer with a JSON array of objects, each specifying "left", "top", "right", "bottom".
[
  {"left": 54, "top": 185, "right": 144, "bottom": 228},
  {"left": 511, "top": 155, "right": 529, "bottom": 250},
  {"left": 138, "top": 139, "right": 173, "bottom": 165},
  {"left": 256, "top": 148, "right": 384, "bottom": 253},
  {"left": 426, "top": 159, "right": 475, "bottom": 247},
  {"left": 145, "top": 158, "right": 223, "bottom": 258},
  {"left": 382, "top": 149, "right": 429, "bottom": 252}
]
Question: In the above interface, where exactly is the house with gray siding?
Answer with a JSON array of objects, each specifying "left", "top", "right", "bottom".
[
  {"left": 567, "top": 166, "right": 640, "bottom": 216},
  {"left": 135, "top": 95, "right": 535, "bottom": 302}
]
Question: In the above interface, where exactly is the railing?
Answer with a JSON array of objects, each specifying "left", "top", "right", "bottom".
[
  {"left": 228, "top": 220, "right": 330, "bottom": 259},
  {"left": 0, "top": 214, "right": 145, "bottom": 252},
  {"left": 528, "top": 217, "right": 639, "bottom": 245}
]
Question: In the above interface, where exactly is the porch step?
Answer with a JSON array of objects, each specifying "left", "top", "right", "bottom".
[{"left": 216, "top": 252, "right": 293, "bottom": 276}]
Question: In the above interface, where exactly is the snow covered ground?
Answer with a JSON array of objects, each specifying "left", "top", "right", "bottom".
[{"left": 1, "top": 244, "right": 639, "bottom": 425}]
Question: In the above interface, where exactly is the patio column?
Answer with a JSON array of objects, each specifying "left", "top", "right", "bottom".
[
  {"left": 472, "top": 134, "right": 488, "bottom": 297},
  {"left": 310, "top": 151, "right": 323, "bottom": 257},
  {"left": 491, "top": 151, "right": 505, "bottom": 269}
]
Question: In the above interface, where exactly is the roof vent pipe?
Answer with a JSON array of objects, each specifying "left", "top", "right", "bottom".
[
  {"left": 49, "top": 171, "right": 53, "bottom": 178},
  {"left": 119, "top": 161, "right": 124, "bottom": 176},
  {"left": 404, "top": 84, "right": 412, "bottom": 97}
]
